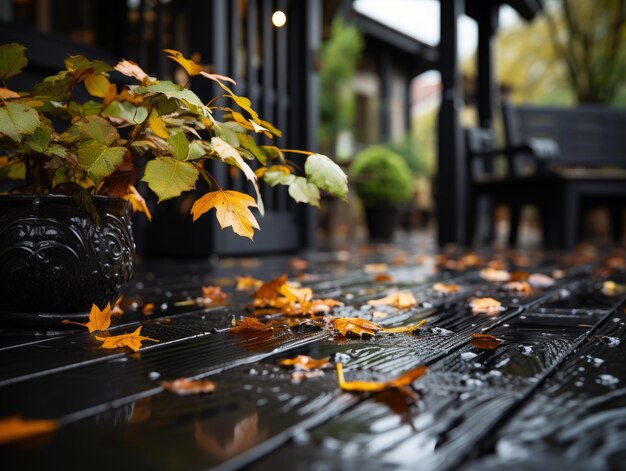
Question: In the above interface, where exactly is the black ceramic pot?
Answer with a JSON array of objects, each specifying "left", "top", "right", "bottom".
[
  {"left": 0, "top": 195, "right": 135, "bottom": 327},
  {"left": 364, "top": 205, "right": 399, "bottom": 242}
]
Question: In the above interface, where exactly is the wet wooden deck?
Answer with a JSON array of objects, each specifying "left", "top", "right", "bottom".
[{"left": 1, "top": 241, "right": 625, "bottom": 470}]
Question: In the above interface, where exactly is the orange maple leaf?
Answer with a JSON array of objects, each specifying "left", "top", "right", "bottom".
[
  {"left": 62, "top": 302, "right": 112, "bottom": 333},
  {"left": 255, "top": 274, "right": 288, "bottom": 301},
  {"left": 278, "top": 355, "right": 331, "bottom": 371},
  {"left": 432, "top": 283, "right": 462, "bottom": 294},
  {"left": 190, "top": 190, "right": 259, "bottom": 240},
  {"left": 0, "top": 415, "right": 59, "bottom": 445},
  {"left": 336, "top": 363, "right": 428, "bottom": 393},
  {"left": 95, "top": 326, "right": 159, "bottom": 352},
  {"left": 334, "top": 317, "right": 382, "bottom": 338},
  {"left": 230, "top": 317, "right": 272, "bottom": 333},
  {"left": 201, "top": 285, "right": 229, "bottom": 303},
  {"left": 162, "top": 378, "right": 216, "bottom": 395}
]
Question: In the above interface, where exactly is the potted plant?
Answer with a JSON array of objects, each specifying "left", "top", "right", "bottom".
[
  {"left": 0, "top": 43, "right": 348, "bottom": 326},
  {"left": 350, "top": 145, "right": 412, "bottom": 241}
]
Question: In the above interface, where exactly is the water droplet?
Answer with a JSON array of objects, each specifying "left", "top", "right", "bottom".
[
  {"left": 517, "top": 344, "right": 534, "bottom": 355},
  {"left": 596, "top": 374, "right": 619, "bottom": 387},
  {"left": 602, "top": 336, "right": 620, "bottom": 348},
  {"left": 148, "top": 371, "right": 160, "bottom": 380},
  {"left": 461, "top": 352, "right": 478, "bottom": 361}
]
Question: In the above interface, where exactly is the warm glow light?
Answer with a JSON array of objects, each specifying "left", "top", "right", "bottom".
[{"left": 272, "top": 10, "right": 287, "bottom": 28}]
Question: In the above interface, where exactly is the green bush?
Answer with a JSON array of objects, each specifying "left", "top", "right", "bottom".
[{"left": 350, "top": 146, "right": 413, "bottom": 206}]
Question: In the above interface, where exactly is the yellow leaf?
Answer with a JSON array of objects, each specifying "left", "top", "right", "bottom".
[
  {"left": 103, "top": 83, "right": 117, "bottom": 107},
  {"left": 149, "top": 109, "right": 169, "bottom": 139},
  {"left": 367, "top": 291, "right": 417, "bottom": 309},
  {"left": 336, "top": 363, "right": 428, "bottom": 393},
  {"left": 235, "top": 275, "right": 263, "bottom": 291},
  {"left": 278, "top": 355, "right": 330, "bottom": 371},
  {"left": 84, "top": 74, "right": 111, "bottom": 98},
  {"left": 0, "top": 416, "right": 59, "bottom": 445},
  {"left": 230, "top": 317, "right": 272, "bottom": 333},
  {"left": 125, "top": 185, "right": 152, "bottom": 221},
  {"left": 115, "top": 59, "right": 149, "bottom": 84},
  {"left": 334, "top": 317, "right": 382, "bottom": 338},
  {"left": 163, "top": 48, "right": 204, "bottom": 76},
  {"left": 279, "top": 284, "right": 313, "bottom": 303},
  {"left": 95, "top": 326, "right": 159, "bottom": 352},
  {"left": 62, "top": 302, "right": 112, "bottom": 333},
  {"left": 190, "top": 190, "right": 259, "bottom": 239},
  {"left": 255, "top": 165, "right": 291, "bottom": 178},
  {"left": 381, "top": 319, "right": 427, "bottom": 333}
]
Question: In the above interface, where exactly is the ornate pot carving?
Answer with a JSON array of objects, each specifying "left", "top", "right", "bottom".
[{"left": 0, "top": 195, "right": 135, "bottom": 327}]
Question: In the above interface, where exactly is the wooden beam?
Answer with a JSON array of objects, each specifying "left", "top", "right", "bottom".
[
  {"left": 437, "top": 0, "right": 466, "bottom": 246},
  {"left": 476, "top": 0, "right": 499, "bottom": 129}
]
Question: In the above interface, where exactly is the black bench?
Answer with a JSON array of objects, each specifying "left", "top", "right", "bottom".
[{"left": 466, "top": 105, "right": 626, "bottom": 248}]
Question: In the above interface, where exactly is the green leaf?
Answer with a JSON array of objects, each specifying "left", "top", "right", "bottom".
[
  {"left": 136, "top": 81, "right": 205, "bottom": 114},
  {"left": 238, "top": 133, "right": 267, "bottom": 164},
  {"left": 31, "top": 71, "right": 73, "bottom": 100},
  {"left": 288, "top": 176, "right": 321, "bottom": 207},
  {"left": 25, "top": 126, "right": 52, "bottom": 152},
  {"left": 0, "top": 102, "right": 41, "bottom": 142},
  {"left": 263, "top": 171, "right": 320, "bottom": 207},
  {"left": 78, "top": 142, "right": 126, "bottom": 183},
  {"left": 142, "top": 157, "right": 199, "bottom": 202},
  {"left": 168, "top": 132, "right": 189, "bottom": 161},
  {"left": 102, "top": 101, "right": 149, "bottom": 125},
  {"left": 305, "top": 153, "right": 348, "bottom": 201},
  {"left": 0, "top": 43, "right": 27, "bottom": 81},
  {"left": 187, "top": 141, "right": 206, "bottom": 161},
  {"left": 67, "top": 100, "right": 103, "bottom": 117},
  {"left": 64, "top": 55, "right": 112, "bottom": 74},
  {"left": 79, "top": 115, "right": 120, "bottom": 145}
]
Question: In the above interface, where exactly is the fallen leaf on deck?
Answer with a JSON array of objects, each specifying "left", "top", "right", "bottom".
[
  {"left": 278, "top": 355, "right": 331, "bottom": 371},
  {"left": 95, "top": 326, "right": 159, "bottom": 352},
  {"left": 510, "top": 271, "right": 530, "bottom": 281},
  {"left": 290, "top": 370, "right": 325, "bottom": 382},
  {"left": 336, "top": 362, "right": 428, "bottom": 393},
  {"left": 602, "top": 281, "right": 626, "bottom": 296},
  {"left": 334, "top": 317, "right": 382, "bottom": 338},
  {"left": 368, "top": 291, "right": 417, "bottom": 309},
  {"left": 236, "top": 276, "right": 263, "bottom": 291},
  {"left": 487, "top": 259, "right": 507, "bottom": 270},
  {"left": 230, "top": 317, "right": 272, "bottom": 332},
  {"left": 373, "top": 273, "right": 394, "bottom": 282},
  {"left": 62, "top": 302, "right": 112, "bottom": 332},
  {"left": 470, "top": 297, "right": 504, "bottom": 315},
  {"left": 373, "top": 311, "right": 388, "bottom": 318},
  {"left": 470, "top": 333, "right": 502, "bottom": 349},
  {"left": 381, "top": 319, "right": 427, "bottom": 333},
  {"left": 392, "top": 252, "right": 408, "bottom": 266},
  {"left": 364, "top": 263, "right": 389, "bottom": 274},
  {"left": 479, "top": 268, "right": 511, "bottom": 282},
  {"left": 111, "top": 296, "right": 124, "bottom": 317},
  {"left": 142, "top": 303, "right": 155, "bottom": 315},
  {"left": 162, "top": 378, "right": 216, "bottom": 395},
  {"left": 201, "top": 285, "right": 229, "bottom": 303},
  {"left": 528, "top": 273, "right": 555, "bottom": 288},
  {"left": 255, "top": 274, "right": 288, "bottom": 301},
  {"left": 0, "top": 416, "right": 59, "bottom": 444},
  {"left": 279, "top": 284, "right": 313, "bottom": 303},
  {"left": 502, "top": 281, "right": 533, "bottom": 294},
  {"left": 461, "top": 252, "right": 485, "bottom": 267},
  {"left": 289, "top": 257, "right": 309, "bottom": 271},
  {"left": 432, "top": 283, "right": 462, "bottom": 294}
]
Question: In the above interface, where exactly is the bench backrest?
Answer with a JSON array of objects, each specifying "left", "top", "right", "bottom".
[{"left": 504, "top": 105, "right": 626, "bottom": 167}]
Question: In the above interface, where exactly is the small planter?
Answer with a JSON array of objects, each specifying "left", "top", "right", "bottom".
[
  {"left": 0, "top": 195, "right": 135, "bottom": 327},
  {"left": 364, "top": 205, "right": 399, "bottom": 242}
]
